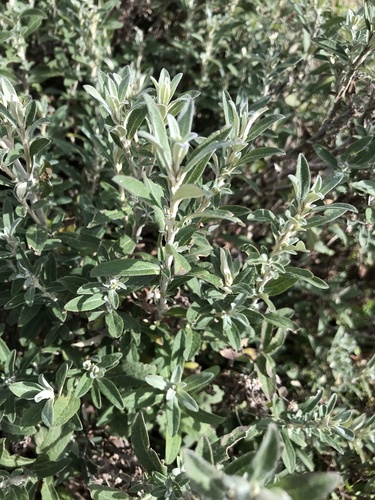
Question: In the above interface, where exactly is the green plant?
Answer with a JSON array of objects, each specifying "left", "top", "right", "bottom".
[{"left": 0, "top": 1, "right": 374, "bottom": 499}]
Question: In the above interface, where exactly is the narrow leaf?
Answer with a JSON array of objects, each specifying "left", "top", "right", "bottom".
[
  {"left": 172, "top": 184, "right": 205, "bottom": 201},
  {"left": 91, "top": 259, "right": 160, "bottom": 277},
  {"left": 166, "top": 396, "right": 181, "bottom": 436},
  {"left": 96, "top": 377, "right": 124, "bottom": 409},
  {"left": 64, "top": 293, "right": 105, "bottom": 312},
  {"left": 143, "top": 93, "right": 171, "bottom": 169},
  {"left": 296, "top": 154, "right": 311, "bottom": 200},
  {"left": 165, "top": 431, "right": 182, "bottom": 465},
  {"left": 272, "top": 472, "right": 341, "bottom": 500},
  {"left": 250, "top": 424, "right": 281, "bottom": 484},
  {"left": 113, "top": 175, "right": 151, "bottom": 201},
  {"left": 131, "top": 412, "right": 166, "bottom": 475},
  {"left": 246, "top": 115, "right": 284, "bottom": 142}
]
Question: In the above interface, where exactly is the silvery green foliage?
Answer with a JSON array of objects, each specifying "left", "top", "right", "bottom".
[{"left": 0, "top": 1, "right": 374, "bottom": 498}]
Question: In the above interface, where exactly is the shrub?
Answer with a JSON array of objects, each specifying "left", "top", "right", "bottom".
[{"left": 0, "top": 1, "right": 374, "bottom": 499}]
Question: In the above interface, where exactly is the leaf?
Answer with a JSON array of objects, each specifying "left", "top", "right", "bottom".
[
  {"left": 0, "top": 31, "right": 12, "bottom": 43},
  {"left": 296, "top": 154, "right": 311, "bottom": 200},
  {"left": 30, "top": 138, "right": 51, "bottom": 159},
  {"left": 351, "top": 140, "right": 375, "bottom": 166},
  {"left": 84, "top": 85, "right": 110, "bottom": 111},
  {"left": 299, "top": 390, "right": 323, "bottom": 413},
  {"left": 212, "top": 426, "right": 254, "bottom": 463},
  {"left": 0, "top": 420, "right": 36, "bottom": 436},
  {"left": 89, "top": 484, "right": 130, "bottom": 499},
  {"left": 30, "top": 455, "right": 71, "bottom": 478},
  {"left": 246, "top": 115, "right": 284, "bottom": 142},
  {"left": 196, "top": 435, "right": 214, "bottom": 464},
  {"left": 176, "top": 389, "right": 198, "bottom": 412},
  {"left": 313, "top": 37, "right": 349, "bottom": 60},
  {"left": 284, "top": 267, "right": 329, "bottom": 289},
  {"left": 96, "top": 377, "right": 124, "bottom": 410},
  {"left": 184, "top": 407, "right": 225, "bottom": 426},
  {"left": 186, "top": 209, "right": 242, "bottom": 224},
  {"left": 187, "top": 267, "right": 223, "bottom": 288},
  {"left": 250, "top": 424, "right": 281, "bottom": 485},
  {"left": 178, "top": 97, "right": 194, "bottom": 137},
  {"left": 184, "top": 367, "right": 219, "bottom": 393},
  {"left": 58, "top": 276, "right": 88, "bottom": 294},
  {"left": 113, "top": 175, "right": 151, "bottom": 201},
  {"left": 41, "top": 476, "right": 60, "bottom": 500},
  {"left": 131, "top": 412, "right": 166, "bottom": 475},
  {"left": 165, "top": 243, "right": 191, "bottom": 276},
  {"left": 166, "top": 396, "right": 181, "bottom": 436},
  {"left": 319, "top": 172, "right": 345, "bottom": 195},
  {"left": 36, "top": 424, "right": 74, "bottom": 461},
  {"left": 313, "top": 144, "right": 338, "bottom": 168},
  {"left": 264, "top": 312, "right": 298, "bottom": 332},
  {"left": 145, "top": 375, "right": 168, "bottom": 391},
  {"left": 105, "top": 311, "right": 124, "bottom": 338},
  {"left": 236, "top": 147, "right": 285, "bottom": 167},
  {"left": 281, "top": 429, "right": 296, "bottom": 474},
  {"left": 53, "top": 392, "right": 80, "bottom": 427},
  {"left": 222, "top": 91, "right": 236, "bottom": 127},
  {"left": 9, "top": 381, "right": 42, "bottom": 399},
  {"left": 91, "top": 259, "right": 160, "bottom": 277},
  {"left": 55, "top": 361, "right": 71, "bottom": 397},
  {"left": 143, "top": 93, "right": 171, "bottom": 170},
  {"left": 352, "top": 180, "right": 375, "bottom": 197},
  {"left": 75, "top": 373, "right": 93, "bottom": 398},
  {"left": 184, "top": 125, "right": 232, "bottom": 179},
  {"left": 64, "top": 293, "right": 105, "bottom": 312},
  {"left": 264, "top": 276, "right": 299, "bottom": 296},
  {"left": 343, "top": 136, "right": 373, "bottom": 159},
  {"left": 272, "top": 472, "right": 341, "bottom": 500},
  {"left": 247, "top": 208, "right": 277, "bottom": 224},
  {"left": 224, "top": 450, "right": 256, "bottom": 476},
  {"left": 26, "top": 225, "right": 48, "bottom": 255},
  {"left": 0, "top": 439, "right": 35, "bottom": 467},
  {"left": 42, "top": 398, "right": 54, "bottom": 427},
  {"left": 25, "top": 99, "right": 37, "bottom": 128},
  {"left": 172, "top": 183, "right": 205, "bottom": 201},
  {"left": 304, "top": 208, "right": 348, "bottom": 228},
  {"left": 126, "top": 104, "right": 148, "bottom": 140},
  {"left": 183, "top": 449, "right": 225, "bottom": 500},
  {"left": 224, "top": 320, "right": 241, "bottom": 351},
  {"left": 255, "top": 354, "right": 276, "bottom": 401},
  {"left": 311, "top": 202, "right": 357, "bottom": 213},
  {"left": 165, "top": 431, "right": 182, "bottom": 465}
]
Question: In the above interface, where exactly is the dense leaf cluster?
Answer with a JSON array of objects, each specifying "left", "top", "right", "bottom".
[{"left": 0, "top": 1, "right": 374, "bottom": 499}]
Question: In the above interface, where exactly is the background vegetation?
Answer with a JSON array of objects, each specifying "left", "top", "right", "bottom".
[{"left": 0, "top": 0, "right": 374, "bottom": 499}]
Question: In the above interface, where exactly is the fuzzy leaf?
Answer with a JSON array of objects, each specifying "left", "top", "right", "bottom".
[
  {"left": 113, "top": 175, "right": 151, "bottom": 201},
  {"left": 131, "top": 412, "right": 166, "bottom": 475},
  {"left": 143, "top": 93, "right": 171, "bottom": 170},
  {"left": 89, "top": 485, "right": 130, "bottom": 499},
  {"left": 91, "top": 259, "right": 160, "bottom": 277},
  {"left": 64, "top": 293, "right": 105, "bottom": 312},
  {"left": 166, "top": 396, "right": 181, "bottom": 436},
  {"left": 313, "top": 144, "right": 338, "bottom": 168},
  {"left": 53, "top": 392, "right": 81, "bottom": 427},
  {"left": 172, "top": 184, "right": 205, "bottom": 201},
  {"left": 272, "top": 472, "right": 341, "bottom": 500},
  {"left": 250, "top": 424, "right": 281, "bottom": 484},
  {"left": 165, "top": 431, "right": 182, "bottom": 465},
  {"left": 296, "top": 154, "right": 311, "bottom": 200},
  {"left": 96, "top": 377, "right": 124, "bottom": 409},
  {"left": 246, "top": 114, "right": 284, "bottom": 141}
]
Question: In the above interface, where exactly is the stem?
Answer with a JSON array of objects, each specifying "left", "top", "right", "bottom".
[
  {"left": 22, "top": 200, "right": 43, "bottom": 225},
  {"left": 254, "top": 197, "right": 312, "bottom": 301},
  {"left": 157, "top": 176, "right": 184, "bottom": 319}
]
